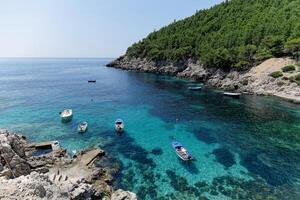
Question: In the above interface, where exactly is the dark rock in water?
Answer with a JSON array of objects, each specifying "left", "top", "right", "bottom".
[
  {"left": 146, "top": 185, "right": 158, "bottom": 199},
  {"left": 166, "top": 170, "right": 188, "bottom": 192},
  {"left": 166, "top": 170, "right": 199, "bottom": 196},
  {"left": 142, "top": 170, "right": 155, "bottom": 183},
  {"left": 199, "top": 196, "right": 209, "bottom": 200},
  {"left": 115, "top": 135, "right": 157, "bottom": 168},
  {"left": 151, "top": 148, "right": 163, "bottom": 155},
  {"left": 194, "top": 129, "right": 217, "bottom": 144},
  {"left": 212, "top": 148, "right": 236, "bottom": 168},
  {"left": 137, "top": 186, "right": 147, "bottom": 199},
  {"left": 194, "top": 181, "right": 208, "bottom": 188},
  {"left": 211, "top": 175, "right": 300, "bottom": 200},
  {"left": 241, "top": 152, "right": 288, "bottom": 186},
  {"left": 210, "top": 190, "right": 219, "bottom": 196},
  {"left": 122, "top": 169, "right": 135, "bottom": 185}
]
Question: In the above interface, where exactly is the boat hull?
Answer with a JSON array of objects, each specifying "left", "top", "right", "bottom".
[
  {"left": 61, "top": 115, "right": 73, "bottom": 122},
  {"left": 78, "top": 122, "right": 88, "bottom": 133},
  {"left": 188, "top": 86, "right": 202, "bottom": 91},
  {"left": 78, "top": 127, "right": 88, "bottom": 133},
  {"left": 223, "top": 92, "right": 241, "bottom": 98},
  {"left": 115, "top": 125, "right": 124, "bottom": 133},
  {"left": 60, "top": 109, "right": 73, "bottom": 122}
]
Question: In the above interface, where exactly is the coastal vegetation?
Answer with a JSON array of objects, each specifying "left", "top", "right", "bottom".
[
  {"left": 269, "top": 71, "right": 283, "bottom": 78},
  {"left": 294, "top": 73, "right": 300, "bottom": 85},
  {"left": 282, "top": 65, "right": 296, "bottom": 72},
  {"left": 126, "top": 0, "right": 300, "bottom": 70}
]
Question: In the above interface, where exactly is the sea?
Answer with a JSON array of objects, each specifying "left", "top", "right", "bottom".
[{"left": 0, "top": 58, "right": 299, "bottom": 200}]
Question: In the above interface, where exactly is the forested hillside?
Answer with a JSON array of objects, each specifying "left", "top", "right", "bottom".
[{"left": 126, "top": 0, "right": 300, "bottom": 70}]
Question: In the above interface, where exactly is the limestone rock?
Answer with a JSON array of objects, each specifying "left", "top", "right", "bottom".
[
  {"left": 111, "top": 189, "right": 138, "bottom": 200},
  {"left": 9, "top": 155, "right": 31, "bottom": 177},
  {"left": 34, "top": 184, "right": 47, "bottom": 198},
  {"left": 0, "top": 129, "right": 137, "bottom": 200},
  {"left": 107, "top": 56, "right": 300, "bottom": 104},
  {"left": 70, "top": 183, "right": 95, "bottom": 200}
]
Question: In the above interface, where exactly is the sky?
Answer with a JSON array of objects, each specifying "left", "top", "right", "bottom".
[{"left": 0, "top": 0, "right": 223, "bottom": 58}]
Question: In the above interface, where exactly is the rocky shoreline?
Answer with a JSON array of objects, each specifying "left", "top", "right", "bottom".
[
  {"left": 0, "top": 129, "right": 137, "bottom": 200},
  {"left": 107, "top": 56, "right": 300, "bottom": 104}
]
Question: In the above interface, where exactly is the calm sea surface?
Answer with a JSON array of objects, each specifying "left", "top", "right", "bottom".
[{"left": 0, "top": 58, "right": 299, "bottom": 200}]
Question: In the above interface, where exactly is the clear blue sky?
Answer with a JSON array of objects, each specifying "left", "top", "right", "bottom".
[{"left": 0, "top": 0, "right": 223, "bottom": 58}]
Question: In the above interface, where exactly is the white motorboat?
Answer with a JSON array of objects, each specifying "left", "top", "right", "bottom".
[
  {"left": 115, "top": 119, "right": 124, "bottom": 133},
  {"left": 188, "top": 86, "right": 202, "bottom": 91},
  {"left": 78, "top": 122, "right": 88, "bottom": 133},
  {"left": 60, "top": 109, "right": 73, "bottom": 122},
  {"left": 172, "top": 141, "right": 193, "bottom": 161},
  {"left": 223, "top": 92, "right": 241, "bottom": 98}
]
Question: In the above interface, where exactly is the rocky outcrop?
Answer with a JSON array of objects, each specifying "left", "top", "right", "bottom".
[
  {"left": 107, "top": 56, "right": 187, "bottom": 75},
  {"left": 0, "top": 172, "right": 96, "bottom": 200},
  {"left": 0, "top": 129, "right": 137, "bottom": 200},
  {"left": 107, "top": 56, "right": 300, "bottom": 103},
  {"left": 111, "top": 189, "right": 138, "bottom": 200},
  {"left": 0, "top": 129, "right": 31, "bottom": 178}
]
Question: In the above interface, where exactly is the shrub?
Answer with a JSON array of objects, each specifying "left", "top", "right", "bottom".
[
  {"left": 295, "top": 62, "right": 300, "bottom": 67},
  {"left": 295, "top": 73, "right": 300, "bottom": 81},
  {"left": 269, "top": 71, "right": 283, "bottom": 78},
  {"left": 282, "top": 76, "right": 289, "bottom": 80},
  {"left": 282, "top": 65, "right": 295, "bottom": 72},
  {"left": 284, "top": 38, "right": 300, "bottom": 57},
  {"left": 289, "top": 74, "right": 300, "bottom": 85}
]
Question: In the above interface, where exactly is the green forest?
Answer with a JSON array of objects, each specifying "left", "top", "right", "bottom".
[{"left": 126, "top": 0, "right": 300, "bottom": 70}]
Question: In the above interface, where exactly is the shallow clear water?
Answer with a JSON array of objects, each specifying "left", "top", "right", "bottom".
[{"left": 0, "top": 58, "right": 300, "bottom": 199}]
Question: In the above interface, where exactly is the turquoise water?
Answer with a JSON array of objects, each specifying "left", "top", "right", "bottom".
[{"left": 0, "top": 58, "right": 300, "bottom": 199}]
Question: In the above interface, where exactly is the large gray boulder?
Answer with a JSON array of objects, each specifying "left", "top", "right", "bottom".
[
  {"left": 0, "top": 129, "right": 31, "bottom": 178},
  {"left": 111, "top": 189, "right": 138, "bottom": 200}
]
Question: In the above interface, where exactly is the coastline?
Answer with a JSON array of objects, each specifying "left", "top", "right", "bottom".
[
  {"left": 107, "top": 56, "right": 300, "bottom": 104},
  {"left": 0, "top": 129, "right": 137, "bottom": 200}
]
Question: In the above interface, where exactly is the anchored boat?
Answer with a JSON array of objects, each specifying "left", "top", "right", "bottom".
[
  {"left": 78, "top": 122, "right": 88, "bottom": 133},
  {"left": 171, "top": 141, "right": 193, "bottom": 161},
  {"left": 60, "top": 109, "right": 73, "bottom": 122},
  {"left": 223, "top": 92, "right": 241, "bottom": 98},
  {"left": 88, "top": 80, "right": 96, "bottom": 83},
  {"left": 115, "top": 119, "right": 124, "bottom": 133},
  {"left": 188, "top": 86, "right": 202, "bottom": 91}
]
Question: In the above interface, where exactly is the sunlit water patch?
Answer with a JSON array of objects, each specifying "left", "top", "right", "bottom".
[{"left": 0, "top": 58, "right": 299, "bottom": 199}]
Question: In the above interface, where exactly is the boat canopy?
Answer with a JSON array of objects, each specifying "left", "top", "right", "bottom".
[
  {"left": 115, "top": 119, "right": 123, "bottom": 124},
  {"left": 172, "top": 141, "right": 183, "bottom": 148}
]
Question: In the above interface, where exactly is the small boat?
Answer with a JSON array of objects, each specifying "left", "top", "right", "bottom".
[
  {"left": 78, "top": 122, "right": 88, "bottom": 133},
  {"left": 223, "top": 92, "right": 241, "bottom": 98},
  {"left": 115, "top": 119, "right": 124, "bottom": 133},
  {"left": 52, "top": 141, "right": 60, "bottom": 150},
  {"left": 171, "top": 141, "right": 193, "bottom": 161},
  {"left": 60, "top": 109, "right": 73, "bottom": 122},
  {"left": 88, "top": 80, "right": 96, "bottom": 83},
  {"left": 188, "top": 86, "right": 202, "bottom": 91}
]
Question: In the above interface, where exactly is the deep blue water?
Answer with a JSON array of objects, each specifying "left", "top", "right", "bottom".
[{"left": 0, "top": 58, "right": 300, "bottom": 200}]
